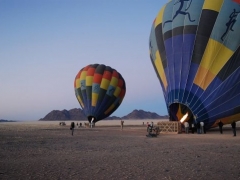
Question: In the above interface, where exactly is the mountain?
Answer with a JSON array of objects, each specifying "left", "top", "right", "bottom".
[
  {"left": 39, "top": 108, "right": 168, "bottom": 121},
  {"left": 39, "top": 108, "right": 86, "bottom": 121},
  {"left": 121, "top": 109, "right": 167, "bottom": 119},
  {"left": 0, "top": 119, "right": 16, "bottom": 122}
]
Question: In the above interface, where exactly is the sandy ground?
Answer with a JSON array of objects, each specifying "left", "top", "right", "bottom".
[{"left": 0, "top": 120, "right": 240, "bottom": 180}]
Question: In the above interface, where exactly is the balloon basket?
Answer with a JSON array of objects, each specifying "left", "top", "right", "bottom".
[{"left": 157, "top": 121, "right": 182, "bottom": 134}]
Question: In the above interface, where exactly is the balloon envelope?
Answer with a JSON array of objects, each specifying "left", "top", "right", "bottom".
[
  {"left": 74, "top": 64, "right": 126, "bottom": 122},
  {"left": 149, "top": 0, "right": 240, "bottom": 129}
]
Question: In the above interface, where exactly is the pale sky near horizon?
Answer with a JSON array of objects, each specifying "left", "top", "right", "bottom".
[{"left": 0, "top": 0, "right": 169, "bottom": 121}]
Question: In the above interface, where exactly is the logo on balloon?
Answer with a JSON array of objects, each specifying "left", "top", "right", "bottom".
[
  {"left": 163, "top": 0, "right": 195, "bottom": 27},
  {"left": 221, "top": 9, "right": 240, "bottom": 41}
]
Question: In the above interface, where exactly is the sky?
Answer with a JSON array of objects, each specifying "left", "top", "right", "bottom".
[{"left": 0, "top": 0, "right": 169, "bottom": 121}]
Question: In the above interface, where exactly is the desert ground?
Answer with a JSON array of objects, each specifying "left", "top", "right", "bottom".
[{"left": 0, "top": 120, "right": 240, "bottom": 180}]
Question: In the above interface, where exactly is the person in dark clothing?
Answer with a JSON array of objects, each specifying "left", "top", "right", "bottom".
[
  {"left": 200, "top": 122, "right": 204, "bottom": 134},
  {"left": 120, "top": 120, "right": 124, "bottom": 131},
  {"left": 203, "top": 124, "right": 206, "bottom": 134},
  {"left": 146, "top": 124, "right": 152, "bottom": 137},
  {"left": 231, "top": 121, "right": 236, "bottom": 136},
  {"left": 191, "top": 123, "right": 195, "bottom": 134},
  {"left": 70, "top": 122, "right": 75, "bottom": 136},
  {"left": 197, "top": 122, "right": 201, "bottom": 134},
  {"left": 218, "top": 120, "right": 223, "bottom": 134}
]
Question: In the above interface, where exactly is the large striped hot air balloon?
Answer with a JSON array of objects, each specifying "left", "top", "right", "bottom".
[
  {"left": 149, "top": 0, "right": 240, "bottom": 129},
  {"left": 74, "top": 64, "right": 126, "bottom": 123}
]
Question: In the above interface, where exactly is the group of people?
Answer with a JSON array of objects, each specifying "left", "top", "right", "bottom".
[
  {"left": 183, "top": 120, "right": 237, "bottom": 136},
  {"left": 69, "top": 121, "right": 92, "bottom": 136},
  {"left": 146, "top": 122, "right": 159, "bottom": 137},
  {"left": 183, "top": 121, "right": 205, "bottom": 134},
  {"left": 69, "top": 119, "right": 237, "bottom": 137},
  {"left": 217, "top": 120, "right": 236, "bottom": 136}
]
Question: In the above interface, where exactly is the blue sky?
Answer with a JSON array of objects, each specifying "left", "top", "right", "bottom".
[{"left": 0, "top": 0, "right": 169, "bottom": 121}]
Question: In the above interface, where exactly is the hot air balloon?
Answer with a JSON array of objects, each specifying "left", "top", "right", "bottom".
[
  {"left": 149, "top": 0, "right": 240, "bottom": 129},
  {"left": 74, "top": 64, "right": 126, "bottom": 123}
]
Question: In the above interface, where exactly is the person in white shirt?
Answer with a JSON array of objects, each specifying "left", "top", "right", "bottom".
[
  {"left": 200, "top": 121, "right": 204, "bottom": 134},
  {"left": 184, "top": 121, "right": 189, "bottom": 134},
  {"left": 191, "top": 123, "right": 195, "bottom": 134}
]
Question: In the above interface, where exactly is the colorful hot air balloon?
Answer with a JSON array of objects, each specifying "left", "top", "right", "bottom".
[
  {"left": 149, "top": 0, "right": 240, "bottom": 129},
  {"left": 74, "top": 64, "right": 126, "bottom": 123}
]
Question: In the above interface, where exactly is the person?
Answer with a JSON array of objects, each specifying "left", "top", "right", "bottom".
[
  {"left": 184, "top": 121, "right": 189, "bottom": 134},
  {"left": 146, "top": 122, "right": 157, "bottom": 137},
  {"left": 218, "top": 120, "right": 223, "bottom": 134},
  {"left": 203, "top": 124, "right": 206, "bottom": 134},
  {"left": 191, "top": 123, "right": 195, "bottom": 134},
  {"left": 120, "top": 119, "right": 124, "bottom": 131},
  {"left": 197, "top": 122, "right": 201, "bottom": 134},
  {"left": 200, "top": 121, "right": 204, "bottom": 134},
  {"left": 90, "top": 117, "right": 94, "bottom": 128},
  {"left": 147, "top": 124, "right": 152, "bottom": 136},
  {"left": 70, "top": 122, "right": 75, "bottom": 136},
  {"left": 231, "top": 121, "right": 236, "bottom": 137}
]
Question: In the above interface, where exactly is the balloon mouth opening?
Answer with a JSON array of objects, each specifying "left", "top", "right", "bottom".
[
  {"left": 169, "top": 103, "right": 195, "bottom": 124},
  {"left": 88, "top": 116, "right": 96, "bottom": 123}
]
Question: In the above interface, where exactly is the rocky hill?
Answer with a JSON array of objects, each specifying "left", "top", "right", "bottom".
[
  {"left": 121, "top": 109, "right": 167, "bottom": 119},
  {"left": 0, "top": 119, "right": 16, "bottom": 122},
  {"left": 39, "top": 108, "right": 86, "bottom": 121},
  {"left": 39, "top": 108, "right": 168, "bottom": 121}
]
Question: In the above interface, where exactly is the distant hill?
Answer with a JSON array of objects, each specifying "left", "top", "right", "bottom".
[
  {"left": 39, "top": 108, "right": 168, "bottom": 121},
  {"left": 0, "top": 119, "right": 16, "bottom": 122},
  {"left": 121, "top": 109, "right": 168, "bottom": 119},
  {"left": 39, "top": 108, "right": 86, "bottom": 121}
]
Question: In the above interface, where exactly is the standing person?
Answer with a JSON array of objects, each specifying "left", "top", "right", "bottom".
[
  {"left": 231, "top": 121, "right": 236, "bottom": 137},
  {"left": 200, "top": 121, "right": 204, "bottom": 134},
  {"left": 120, "top": 119, "right": 124, "bottom": 131},
  {"left": 218, "top": 120, "right": 223, "bottom": 134},
  {"left": 197, "top": 122, "right": 201, "bottom": 134},
  {"left": 203, "top": 124, "right": 206, "bottom": 134},
  {"left": 70, "top": 122, "right": 75, "bottom": 136},
  {"left": 191, "top": 123, "right": 195, "bottom": 134},
  {"left": 184, "top": 121, "right": 189, "bottom": 134},
  {"left": 90, "top": 117, "right": 94, "bottom": 128},
  {"left": 151, "top": 122, "right": 154, "bottom": 132}
]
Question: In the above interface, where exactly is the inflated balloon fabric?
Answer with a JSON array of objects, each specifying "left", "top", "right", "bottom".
[
  {"left": 149, "top": 0, "right": 240, "bottom": 129},
  {"left": 74, "top": 64, "right": 126, "bottom": 122}
]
